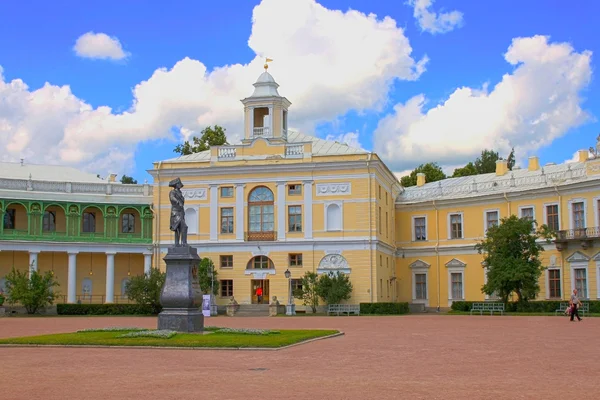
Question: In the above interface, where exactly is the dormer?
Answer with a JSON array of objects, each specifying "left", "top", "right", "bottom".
[{"left": 241, "top": 65, "right": 291, "bottom": 142}]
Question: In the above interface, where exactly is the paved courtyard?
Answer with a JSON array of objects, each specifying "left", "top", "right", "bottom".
[{"left": 1, "top": 314, "right": 599, "bottom": 400}]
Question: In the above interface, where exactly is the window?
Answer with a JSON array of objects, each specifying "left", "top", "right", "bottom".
[
  {"left": 220, "top": 187, "right": 233, "bottom": 198},
  {"left": 248, "top": 187, "right": 274, "bottom": 233},
  {"left": 378, "top": 207, "right": 382, "bottom": 234},
  {"left": 288, "top": 206, "right": 302, "bottom": 232},
  {"left": 520, "top": 207, "right": 534, "bottom": 221},
  {"left": 3, "top": 208, "right": 15, "bottom": 229},
  {"left": 220, "top": 255, "right": 233, "bottom": 268},
  {"left": 546, "top": 204, "right": 559, "bottom": 231},
  {"left": 43, "top": 211, "right": 56, "bottom": 232},
  {"left": 451, "top": 273, "right": 463, "bottom": 299},
  {"left": 289, "top": 254, "right": 303, "bottom": 267},
  {"left": 572, "top": 202, "right": 585, "bottom": 229},
  {"left": 485, "top": 211, "right": 499, "bottom": 232},
  {"left": 288, "top": 184, "right": 301, "bottom": 195},
  {"left": 248, "top": 256, "right": 273, "bottom": 270},
  {"left": 220, "top": 280, "right": 233, "bottom": 297},
  {"left": 415, "top": 273, "right": 427, "bottom": 299},
  {"left": 291, "top": 279, "right": 303, "bottom": 294},
  {"left": 386, "top": 192, "right": 388, "bottom": 205},
  {"left": 386, "top": 211, "right": 389, "bottom": 238},
  {"left": 449, "top": 214, "right": 462, "bottom": 239},
  {"left": 82, "top": 212, "right": 96, "bottom": 233},
  {"left": 574, "top": 268, "right": 587, "bottom": 298},
  {"left": 378, "top": 185, "right": 381, "bottom": 199},
  {"left": 414, "top": 217, "right": 426, "bottom": 241},
  {"left": 122, "top": 213, "right": 135, "bottom": 233},
  {"left": 220, "top": 207, "right": 234, "bottom": 234},
  {"left": 548, "top": 269, "right": 561, "bottom": 298}
]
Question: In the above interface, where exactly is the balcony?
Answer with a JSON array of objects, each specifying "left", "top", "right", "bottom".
[
  {"left": 217, "top": 147, "right": 237, "bottom": 159},
  {"left": 555, "top": 227, "right": 600, "bottom": 251},
  {"left": 245, "top": 231, "right": 276, "bottom": 241},
  {"left": 253, "top": 127, "right": 271, "bottom": 138}
]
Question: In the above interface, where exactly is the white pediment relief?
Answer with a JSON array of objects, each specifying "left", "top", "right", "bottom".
[
  {"left": 566, "top": 251, "right": 590, "bottom": 263},
  {"left": 317, "top": 254, "right": 350, "bottom": 274},
  {"left": 316, "top": 182, "right": 351, "bottom": 196},
  {"left": 445, "top": 258, "right": 467, "bottom": 268},
  {"left": 182, "top": 188, "right": 207, "bottom": 200},
  {"left": 409, "top": 259, "right": 430, "bottom": 269},
  {"left": 592, "top": 252, "right": 600, "bottom": 262}
]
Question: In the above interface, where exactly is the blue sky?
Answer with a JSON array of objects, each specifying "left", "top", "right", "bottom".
[{"left": 0, "top": 0, "right": 598, "bottom": 182}]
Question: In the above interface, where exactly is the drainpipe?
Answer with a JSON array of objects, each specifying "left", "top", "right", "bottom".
[
  {"left": 367, "top": 153, "right": 373, "bottom": 302},
  {"left": 555, "top": 185, "right": 564, "bottom": 300},
  {"left": 155, "top": 161, "right": 163, "bottom": 270},
  {"left": 503, "top": 192, "right": 511, "bottom": 215},
  {"left": 433, "top": 199, "right": 441, "bottom": 311}
]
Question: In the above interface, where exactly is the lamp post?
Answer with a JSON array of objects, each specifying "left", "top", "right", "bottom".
[{"left": 284, "top": 268, "right": 295, "bottom": 316}]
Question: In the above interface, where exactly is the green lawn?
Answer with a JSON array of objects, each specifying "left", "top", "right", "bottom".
[{"left": 0, "top": 328, "right": 340, "bottom": 349}]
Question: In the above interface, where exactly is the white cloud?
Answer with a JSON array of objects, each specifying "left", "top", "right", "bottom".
[
  {"left": 564, "top": 150, "right": 593, "bottom": 164},
  {"left": 407, "top": 0, "right": 464, "bottom": 34},
  {"left": 0, "top": 0, "right": 426, "bottom": 176},
  {"left": 73, "top": 32, "right": 129, "bottom": 60},
  {"left": 374, "top": 35, "right": 593, "bottom": 172},
  {"left": 325, "top": 131, "right": 363, "bottom": 149}
]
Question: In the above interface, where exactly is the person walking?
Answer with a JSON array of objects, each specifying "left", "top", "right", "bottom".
[
  {"left": 256, "top": 286, "right": 263, "bottom": 304},
  {"left": 570, "top": 289, "right": 583, "bottom": 322}
]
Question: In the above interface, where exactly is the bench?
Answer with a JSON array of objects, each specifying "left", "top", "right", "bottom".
[
  {"left": 469, "top": 302, "right": 505, "bottom": 316},
  {"left": 556, "top": 302, "right": 589, "bottom": 317},
  {"left": 327, "top": 304, "right": 360, "bottom": 316}
]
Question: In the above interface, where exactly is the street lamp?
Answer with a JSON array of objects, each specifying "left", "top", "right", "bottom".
[{"left": 284, "top": 268, "right": 295, "bottom": 316}]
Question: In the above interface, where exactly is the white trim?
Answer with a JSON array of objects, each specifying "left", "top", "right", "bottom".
[
  {"left": 570, "top": 261, "right": 590, "bottom": 299},
  {"left": 545, "top": 267, "right": 562, "bottom": 300},
  {"left": 596, "top": 258, "right": 600, "bottom": 300},
  {"left": 518, "top": 204, "right": 536, "bottom": 220},
  {"left": 0, "top": 242, "right": 153, "bottom": 254},
  {"left": 542, "top": 202, "right": 561, "bottom": 231},
  {"left": 412, "top": 269, "right": 429, "bottom": 306},
  {"left": 303, "top": 180, "right": 313, "bottom": 239},
  {"left": 483, "top": 208, "right": 500, "bottom": 235},
  {"left": 157, "top": 172, "right": 372, "bottom": 185},
  {"left": 447, "top": 212, "right": 464, "bottom": 240},
  {"left": 567, "top": 198, "right": 587, "bottom": 230},
  {"left": 315, "top": 182, "right": 352, "bottom": 196},
  {"left": 324, "top": 201, "right": 343, "bottom": 232},
  {"left": 276, "top": 182, "right": 286, "bottom": 240},
  {"left": 235, "top": 184, "right": 245, "bottom": 241},
  {"left": 209, "top": 185, "right": 218, "bottom": 241},
  {"left": 411, "top": 215, "right": 428, "bottom": 242},
  {"left": 593, "top": 196, "right": 600, "bottom": 228},
  {"left": 445, "top": 258, "right": 466, "bottom": 306}
]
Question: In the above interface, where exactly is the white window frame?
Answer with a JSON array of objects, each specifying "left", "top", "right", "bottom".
[
  {"left": 483, "top": 209, "right": 500, "bottom": 235},
  {"left": 568, "top": 198, "right": 587, "bottom": 230},
  {"left": 570, "top": 264, "right": 589, "bottom": 299},
  {"left": 447, "top": 212, "right": 464, "bottom": 240},
  {"left": 410, "top": 260, "right": 430, "bottom": 306},
  {"left": 542, "top": 202, "right": 560, "bottom": 231},
  {"left": 412, "top": 215, "right": 428, "bottom": 242},
  {"left": 445, "top": 258, "right": 466, "bottom": 306},
  {"left": 545, "top": 268, "right": 562, "bottom": 300}
]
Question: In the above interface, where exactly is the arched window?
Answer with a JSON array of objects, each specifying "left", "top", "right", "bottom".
[
  {"left": 122, "top": 213, "right": 135, "bottom": 233},
  {"left": 246, "top": 256, "right": 274, "bottom": 270},
  {"left": 326, "top": 203, "right": 342, "bottom": 231},
  {"left": 43, "top": 211, "right": 56, "bottom": 232},
  {"left": 248, "top": 187, "right": 274, "bottom": 237},
  {"left": 185, "top": 208, "right": 198, "bottom": 234}
]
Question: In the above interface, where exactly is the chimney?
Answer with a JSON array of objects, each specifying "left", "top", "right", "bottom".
[
  {"left": 528, "top": 156, "right": 540, "bottom": 171},
  {"left": 416, "top": 173, "right": 426, "bottom": 187},
  {"left": 578, "top": 150, "right": 589, "bottom": 163},
  {"left": 107, "top": 173, "right": 117, "bottom": 183},
  {"left": 495, "top": 159, "right": 508, "bottom": 176}
]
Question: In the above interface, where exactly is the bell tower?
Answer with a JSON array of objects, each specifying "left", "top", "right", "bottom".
[{"left": 241, "top": 60, "right": 291, "bottom": 142}]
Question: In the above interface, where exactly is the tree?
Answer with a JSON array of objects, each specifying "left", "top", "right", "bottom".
[
  {"left": 125, "top": 267, "right": 166, "bottom": 314},
  {"left": 316, "top": 272, "right": 353, "bottom": 305},
  {"left": 507, "top": 147, "right": 516, "bottom": 171},
  {"left": 452, "top": 162, "right": 478, "bottom": 178},
  {"left": 174, "top": 125, "right": 229, "bottom": 155},
  {"left": 4, "top": 268, "right": 60, "bottom": 314},
  {"left": 293, "top": 271, "right": 320, "bottom": 313},
  {"left": 474, "top": 149, "right": 500, "bottom": 174},
  {"left": 475, "top": 215, "right": 553, "bottom": 304},
  {"left": 197, "top": 258, "right": 219, "bottom": 296},
  {"left": 400, "top": 162, "right": 446, "bottom": 187},
  {"left": 120, "top": 175, "right": 138, "bottom": 184}
]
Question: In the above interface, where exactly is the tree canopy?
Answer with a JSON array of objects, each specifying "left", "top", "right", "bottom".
[
  {"left": 400, "top": 162, "right": 446, "bottom": 187},
  {"left": 173, "top": 125, "right": 229, "bottom": 155},
  {"left": 451, "top": 148, "right": 516, "bottom": 178},
  {"left": 125, "top": 267, "right": 166, "bottom": 314},
  {"left": 120, "top": 175, "right": 138, "bottom": 184},
  {"left": 197, "top": 258, "right": 219, "bottom": 296}
]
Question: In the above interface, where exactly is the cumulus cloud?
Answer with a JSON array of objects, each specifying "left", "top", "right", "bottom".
[
  {"left": 1, "top": 0, "right": 426, "bottom": 175},
  {"left": 325, "top": 131, "right": 363, "bottom": 149},
  {"left": 407, "top": 0, "right": 464, "bottom": 34},
  {"left": 374, "top": 35, "right": 593, "bottom": 172},
  {"left": 73, "top": 32, "right": 129, "bottom": 60}
]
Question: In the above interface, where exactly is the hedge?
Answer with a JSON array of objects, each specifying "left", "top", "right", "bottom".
[
  {"left": 360, "top": 302, "right": 410, "bottom": 315},
  {"left": 451, "top": 300, "right": 600, "bottom": 313},
  {"left": 57, "top": 304, "right": 160, "bottom": 315}
]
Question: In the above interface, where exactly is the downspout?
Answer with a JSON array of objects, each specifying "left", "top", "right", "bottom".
[
  {"left": 367, "top": 153, "right": 373, "bottom": 302},
  {"left": 555, "top": 185, "right": 564, "bottom": 300},
  {"left": 155, "top": 161, "right": 163, "bottom": 270},
  {"left": 433, "top": 199, "right": 441, "bottom": 311}
]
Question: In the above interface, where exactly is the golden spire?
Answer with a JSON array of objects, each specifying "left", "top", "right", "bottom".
[{"left": 264, "top": 57, "right": 273, "bottom": 71}]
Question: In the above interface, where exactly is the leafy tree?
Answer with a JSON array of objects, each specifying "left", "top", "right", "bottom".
[
  {"left": 120, "top": 175, "right": 138, "bottom": 184},
  {"left": 174, "top": 125, "right": 229, "bottom": 155},
  {"left": 400, "top": 162, "right": 446, "bottom": 187},
  {"left": 475, "top": 215, "right": 553, "bottom": 304},
  {"left": 507, "top": 147, "right": 516, "bottom": 170},
  {"left": 474, "top": 149, "right": 500, "bottom": 174},
  {"left": 197, "top": 258, "right": 219, "bottom": 296},
  {"left": 316, "top": 272, "right": 353, "bottom": 305},
  {"left": 293, "top": 271, "right": 320, "bottom": 313},
  {"left": 125, "top": 267, "right": 166, "bottom": 314},
  {"left": 452, "top": 162, "right": 478, "bottom": 178},
  {"left": 4, "top": 268, "right": 60, "bottom": 314}
]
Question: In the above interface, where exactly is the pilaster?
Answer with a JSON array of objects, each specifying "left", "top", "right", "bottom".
[
  {"left": 67, "top": 252, "right": 78, "bottom": 304},
  {"left": 209, "top": 184, "right": 218, "bottom": 241},
  {"left": 276, "top": 181, "right": 286, "bottom": 240},
  {"left": 235, "top": 184, "right": 246, "bottom": 241},
  {"left": 303, "top": 180, "right": 313, "bottom": 239},
  {"left": 105, "top": 252, "right": 116, "bottom": 304}
]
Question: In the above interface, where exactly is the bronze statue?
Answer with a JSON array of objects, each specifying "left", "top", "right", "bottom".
[{"left": 169, "top": 177, "right": 188, "bottom": 246}]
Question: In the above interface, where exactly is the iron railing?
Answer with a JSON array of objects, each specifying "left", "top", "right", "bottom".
[
  {"left": 245, "top": 231, "right": 276, "bottom": 241},
  {"left": 555, "top": 226, "right": 600, "bottom": 241}
]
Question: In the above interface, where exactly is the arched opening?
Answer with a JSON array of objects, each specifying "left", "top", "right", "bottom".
[
  {"left": 247, "top": 186, "right": 275, "bottom": 241},
  {"left": 3, "top": 202, "right": 28, "bottom": 233},
  {"left": 185, "top": 208, "right": 198, "bottom": 234},
  {"left": 81, "top": 206, "right": 104, "bottom": 235},
  {"left": 43, "top": 204, "right": 66, "bottom": 234},
  {"left": 119, "top": 207, "right": 141, "bottom": 236},
  {"left": 326, "top": 203, "right": 342, "bottom": 231},
  {"left": 246, "top": 255, "right": 274, "bottom": 270}
]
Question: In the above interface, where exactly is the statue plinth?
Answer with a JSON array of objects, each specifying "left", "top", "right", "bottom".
[{"left": 157, "top": 245, "right": 204, "bottom": 332}]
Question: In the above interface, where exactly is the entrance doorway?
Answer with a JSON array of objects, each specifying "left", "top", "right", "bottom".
[{"left": 251, "top": 280, "right": 269, "bottom": 304}]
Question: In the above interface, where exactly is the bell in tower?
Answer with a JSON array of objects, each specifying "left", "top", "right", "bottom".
[{"left": 241, "top": 60, "right": 291, "bottom": 142}]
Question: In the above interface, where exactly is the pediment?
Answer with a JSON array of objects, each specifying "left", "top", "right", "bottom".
[
  {"left": 445, "top": 258, "right": 467, "bottom": 268},
  {"left": 593, "top": 252, "right": 600, "bottom": 262},
  {"left": 409, "top": 259, "right": 430, "bottom": 269},
  {"left": 566, "top": 251, "right": 590, "bottom": 263}
]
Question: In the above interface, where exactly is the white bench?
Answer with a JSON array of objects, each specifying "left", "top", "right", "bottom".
[
  {"left": 556, "top": 302, "right": 589, "bottom": 316},
  {"left": 327, "top": 304, "right": 360, "bottom": 316},
  {"left": 469, "top": 302, "right": 505, "bottom": 316}
]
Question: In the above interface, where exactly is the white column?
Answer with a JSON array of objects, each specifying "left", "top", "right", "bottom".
[
  {"left": 276, "top": 181, "right": 286, "bottom": 240},
  {"left": 29, "top": 251, "right": 39, "bottom": 277},
  {"left": 303, "top": 180, "right": 313, "bottom": 239},
  {"left": 144, "top": 253, "right": 152, "bottom": 276},
  {"left": 235, "top": 184, "right": 246, "bottom": 241},
  {"left": 249, "top": 107, "right": 254, "bottom": 137},
  {"left": 209, "top": 184, "right": 218, "bottom": 241},
  {"left": 68, "top": 252, "right": 78, "bottom": 304},
  {"left": 105, "top": 252, "right": 115, "bottom": 304},
  {"left": 268, "top": 106, "right": 273, "bottom": 137}
]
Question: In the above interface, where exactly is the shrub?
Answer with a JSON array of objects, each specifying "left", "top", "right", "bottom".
[
  {"left": 450, "top": 300, "right": 600, "bottom": 313},
  {"left": 4, "top": 268, "right": 60, "bottom": 314},
  {"left": 125, "top": 267, "right": 165, "bottom": 314},
  {"left": 360, "top": 302, "right": 410, "bottom": 315},
  {"left": 316, "top": 271, "right": 353, "bottom": 305},
  {"left": 57, "top": 304, "right": 159, "bottom": 315}
]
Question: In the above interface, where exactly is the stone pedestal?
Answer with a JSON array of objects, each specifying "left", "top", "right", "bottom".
[
  {"left": 226, "top": 297, "right": 239, "bottom": 317},
  {"left": 269, "top": 296, "right": 280, "bottom": 317},
  {"left": 157, "top": 246, "right": 204, "bottom": 332}
]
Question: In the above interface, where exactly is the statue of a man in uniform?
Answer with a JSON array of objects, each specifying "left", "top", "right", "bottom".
[{"left": 169, "top": 177, "right": 188, "bottom": 246}]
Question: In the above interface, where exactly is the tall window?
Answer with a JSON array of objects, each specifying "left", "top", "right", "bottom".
[
  {"left": 450, "top": 214, "right": 462, "bottom": 239},
  {"left": 247, "top": 256, "right": 273, "bottom": 270},
  {"left": 288, "top": 206, "right": 302, "bottom": 232},
  {"left": 122, "top": 213, "right": 135, "bottom": 233},
  {"left": 291, "top": 279, "right": 303, "bottom": 293},
  {"left": 548, "top": 269, "right": 561, "bottom": 298},
  {"left": 248, "top": 187, "right": 274, "bottom": 233},
  {"left": 3, "top": 208, "right": 15, "bottom": 229},
  {"left": 546, "top": 205, "right": 559, "bottom": 231},
  {"left": 221, "top": 208, "right": 234, "bottom": 234},
  {"left": 520, "top": 207, "right": 534, "bottom": 221},
  {"left": 82, "top": 212, "right": 96, "bottom": 233},
  {"left": 43, "top": 211, "right": 56, "bottom": 232},
  {"left": 378, "top": 207, "right": 382, "bottom": 233},
  {"left": 572, "top": 202, "right": 585, "bottom": 229},
  {"left": 386, "top": 211, "right": 389, "bottom": 238},
  {"left": 288, "top": 184, "right": 301, "bottom": 195},
  {"left": 574, "top": 269, "right": 587, "bottom": 298},
  {"left": 451, "top": 273, "right": 463, "bottom": 299},
  {"left": 415, "top": 273, "right": 427, "bottom": 299},
  {"left": 220, "top": 280, "right": 233, "bottom": 297},
  {"left": 414, "top": 217, "right": 426, "bottom": 241},
  {"left": 485, "top": 211, "right": 499, "bottom": 231}
]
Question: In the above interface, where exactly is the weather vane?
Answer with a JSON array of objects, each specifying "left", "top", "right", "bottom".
[{"left": 264, "top": 57, "right": 273, "bottom": 71}]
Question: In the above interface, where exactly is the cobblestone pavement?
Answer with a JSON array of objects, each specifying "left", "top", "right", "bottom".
[{"left": 1, "top": 315, "right": 599, "bottom": 400}]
